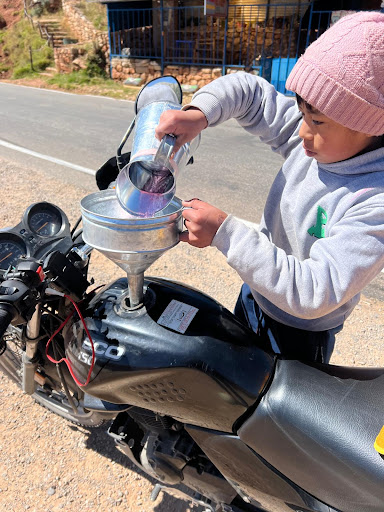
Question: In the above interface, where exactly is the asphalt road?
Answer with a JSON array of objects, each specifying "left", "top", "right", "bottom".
[{"left": 0, "top": 82, "right": 283, "bottom": 221}]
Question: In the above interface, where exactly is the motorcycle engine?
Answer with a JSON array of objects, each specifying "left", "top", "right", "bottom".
[{"left": 108, "top": 406, "right": 238, "bottom": 505}]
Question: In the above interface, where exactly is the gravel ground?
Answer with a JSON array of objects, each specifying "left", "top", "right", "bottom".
[{"left": 0, "top": 156, "right": 383, "bottom": 512}]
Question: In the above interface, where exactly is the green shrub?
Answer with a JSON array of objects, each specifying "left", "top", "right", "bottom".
[
  {"left": 30, "top": 6, "right": 43, "bottom": 17},
  {"left": 0, "top": 63, "right": 10, "bottom": 73},
  {"left": 86, "top": 44, "right": 106, "bottom": 77},
  {"left": 13, "top": 65, "right": 36, "bottom": 78},
  {"left": 75, "top": 1, "right": 107, "bottom": 31},
  {"left": 2, "top": 19, "right": 54, "bottom": 77},
  {"left": 47, "top": 70, "right": 98, "bottom": 89}
]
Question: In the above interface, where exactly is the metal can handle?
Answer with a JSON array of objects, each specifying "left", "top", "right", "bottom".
[{"left": 154, "top": 134, "right": 177, "bottom": 168}]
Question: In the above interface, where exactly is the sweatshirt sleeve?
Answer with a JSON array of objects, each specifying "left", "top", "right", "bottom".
[
  {"left": 188, "top": 72, "right": 302, "bottom": 159},
  {"left": 212, "top": 203, "right": 384, "bottom": 320}
]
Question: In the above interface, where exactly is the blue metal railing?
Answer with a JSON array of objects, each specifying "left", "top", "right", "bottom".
[
  {"left": 224, "top": 2, "right": 310, "bottom": 79},
  {"left": 162, "top": 6, "right": 226, "bottom": 66},
  {"left": 108, "top": 7, "right": 161, "bottom": 60},
  {"left": 305, "top": 8, "right": 332, "bottom": 48},
  {"left": 108, "top": 2, "right": 332, "bottom": 90}
]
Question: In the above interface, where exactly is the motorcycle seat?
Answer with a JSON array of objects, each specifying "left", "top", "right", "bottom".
[{"left": 238, "top": 359, "right": 384, "bottom": 512}]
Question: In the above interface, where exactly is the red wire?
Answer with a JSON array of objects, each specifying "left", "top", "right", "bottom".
[{"left": 45, "top": 294, "right": 95, "bottom": 387}]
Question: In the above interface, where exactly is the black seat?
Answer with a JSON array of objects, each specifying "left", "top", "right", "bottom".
[{"left": 239, "top": 359, "right": 384, "bottom": 512}]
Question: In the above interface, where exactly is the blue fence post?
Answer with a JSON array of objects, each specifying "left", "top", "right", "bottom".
[
  {"left": 160, "top": 0, "right": 164, "bottom": 75},
  {"left": 295, "top": 3, "right": 304, "bottom": 58},
  {"left": 305, "top": 2, "right": 314, "bottom": 49},
  {"left": 107, "top": 5, "right": 113, "bottom": 78},
  {"left": 222, "top": 14, "right": 228, "bottom": 76}
]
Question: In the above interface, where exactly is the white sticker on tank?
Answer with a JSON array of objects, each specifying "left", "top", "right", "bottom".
[{"left": 157, "top": 299, "right": 198, "bottom": 334}]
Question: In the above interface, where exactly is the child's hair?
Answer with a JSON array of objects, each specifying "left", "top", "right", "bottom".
[
  {"left": 286, "top": 12, "right": 384, "bottom": 136},
  {"left": 295, "top": 94, "right": 317, "bottom": 114}
]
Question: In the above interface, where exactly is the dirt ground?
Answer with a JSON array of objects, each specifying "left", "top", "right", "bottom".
[
  {"left": 0, "top": 77, "right": 195, "bottom": 104},
  {"left": 0, "top": 0, "right": 22, "bottom": 30},
  {"left": 0, "top": 76, "right": 140, "bottom": 99},
  {"left": 0, "top": 0, "right": 22, "bottom": 73},
  {"left": 0, "top": 155, "right": 383, "bottom": 512}
]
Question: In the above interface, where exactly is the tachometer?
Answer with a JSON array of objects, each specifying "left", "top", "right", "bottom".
[
  {"left": 0, "top": 238, "right": 26, "bottom": 270},
  {"left": 28, "top": 204, "right": 63, "bottom": 238}
]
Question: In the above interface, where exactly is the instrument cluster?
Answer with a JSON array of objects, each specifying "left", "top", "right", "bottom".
[{"left": 0, "top": 202, "right": 72, "bottom": 272}]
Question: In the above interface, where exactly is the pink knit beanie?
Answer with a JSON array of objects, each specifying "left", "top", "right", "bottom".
[{"left": 286, "top": 11, "right": 384, "bottom": 135}]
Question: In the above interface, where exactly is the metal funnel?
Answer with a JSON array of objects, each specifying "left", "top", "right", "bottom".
[{"left": 81, "top": 189, "right": 183, "bottom": 307}]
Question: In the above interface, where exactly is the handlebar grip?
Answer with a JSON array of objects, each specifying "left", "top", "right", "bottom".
[{"left": 0, "top": 304, "right": 14, "bottom": 341}]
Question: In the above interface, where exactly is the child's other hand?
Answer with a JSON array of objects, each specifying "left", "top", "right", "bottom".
[
  {"left": 155, "top": 109, "right": 208, "bottom": 154},
  {"left": 180, "top": 199, "right": 228, "bottom": 248}
]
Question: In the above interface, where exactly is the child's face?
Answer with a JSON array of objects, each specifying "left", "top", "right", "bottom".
[{"left": 298, "top": 104, "right": 377, "bottom": 164}]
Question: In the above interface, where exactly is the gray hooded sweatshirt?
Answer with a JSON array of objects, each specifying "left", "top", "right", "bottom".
[{"left": 188, "top": 72, "right": 384, "bottom": 331}]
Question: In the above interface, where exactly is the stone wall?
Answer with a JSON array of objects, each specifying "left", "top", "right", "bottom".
[
  {"left": 62, "top": 0, "right": 102, "bottom": 43},
  {"left": 54, "top": 0, "right": 109, "bottom": 73},
  {"left": 111, "top": 58, "right": 227, "bottom": 88},
  {"left": 111, "top": 58, "right": 161, "bottom": 83},
  {"left": 225, "top": 19, "right": 298, "bottom": 65},
  {"left": 54, "top": 46, "right": 88, "bottom": 73}
]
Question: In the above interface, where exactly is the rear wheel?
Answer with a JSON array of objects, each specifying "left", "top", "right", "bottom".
[{"left": 0, "top": 327, "right": 105, "bottom": 427}]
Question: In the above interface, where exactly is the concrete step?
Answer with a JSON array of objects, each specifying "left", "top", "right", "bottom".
[
  {"left": 39, "top": 18, "right": 61, "bottom": 24},
  {"left": 42, "top": 26, "right": 64, "bottom": 33},
  {"left": 37, "top": 16, "right": 79, "bottom": 49},
  {"left": 40, "top": 23, "right": 62, "bottom": 29}
]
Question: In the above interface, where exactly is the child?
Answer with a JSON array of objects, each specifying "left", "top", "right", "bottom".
[{"left": 155, "top": 11, "right": 384, "bottom": 363}]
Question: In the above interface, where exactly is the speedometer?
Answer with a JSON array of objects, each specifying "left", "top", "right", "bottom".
[
  {"left": 28, "top": 204, "right": 63, "bottom": 238},
  {"left": 0, "top": 238, "right": 26, "bottom": 270}
]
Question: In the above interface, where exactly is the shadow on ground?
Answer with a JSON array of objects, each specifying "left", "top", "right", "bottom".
[{"left": 68, "top": 422, "right": 203, "bottom": 512}]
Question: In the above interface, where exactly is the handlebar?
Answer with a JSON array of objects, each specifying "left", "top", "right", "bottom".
[
  {"left": 0, "top": 251, "right": 91, "bottom": 344},
  {"left": 0, "top": 261, "right": 41, "bottom": 340}
]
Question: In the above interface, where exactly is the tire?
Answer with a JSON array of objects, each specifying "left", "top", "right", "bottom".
[{"left": 0, "top": 328, "right": 105, "bottom": 427}]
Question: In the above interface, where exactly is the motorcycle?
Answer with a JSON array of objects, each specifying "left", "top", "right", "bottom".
[{"left": 1, "top": 77, "right": 384, "bottom": 512}]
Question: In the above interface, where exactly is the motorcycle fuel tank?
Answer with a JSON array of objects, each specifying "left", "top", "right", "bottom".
[{"left": 64, "top": 277, "right": 274, "bottom": 432}]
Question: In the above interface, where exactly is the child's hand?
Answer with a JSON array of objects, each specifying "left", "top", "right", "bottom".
[
  {"left": 180, "top": 199, "right": 228, "bottom": 248},
  {"left": 155, "top": 109, "right": 208, "bottom": 154}
]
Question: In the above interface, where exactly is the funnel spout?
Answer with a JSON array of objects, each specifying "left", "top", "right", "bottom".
[{"left": 128, "top": 273, "right": 144, "bottom": 307}]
